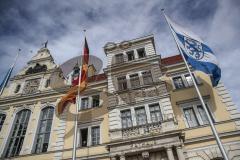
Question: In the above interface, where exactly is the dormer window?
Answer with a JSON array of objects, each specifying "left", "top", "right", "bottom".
[
  {"left": 14, "top": 84, "right": 21, "bottom": 93},
  {"left": 126, "top": 50, "right": 135, "bottom": 61},
  {"left": 137, "top": 48, "right": 146, "bottom": 58},
  {"left": 115, "top": 54, "right": 124, "bottom": 64}
]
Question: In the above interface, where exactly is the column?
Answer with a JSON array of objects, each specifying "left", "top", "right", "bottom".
[
  {"left": 166, "top": 147, "right": 175, "bottom": 160},
  {"left": 176, "top": 146, "right": 185, "bottom": 160}
]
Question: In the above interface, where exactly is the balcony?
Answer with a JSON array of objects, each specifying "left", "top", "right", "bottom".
[{"left": 110, "top": 114, "right": 177, "bottom": 140}]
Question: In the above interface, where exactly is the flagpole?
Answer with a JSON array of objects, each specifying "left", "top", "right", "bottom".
[
  {"left": 0, "top": 49, "right": 20, "bottom": 95},
  {"left": 161, "top": 9, "right": 229, "bottom": 160},
  {"left": 72, "top": 30, "right": 87, "bottom": 160}
]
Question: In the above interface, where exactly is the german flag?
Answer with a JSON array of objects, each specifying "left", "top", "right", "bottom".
[{"left": 57, "top": 37, "right": 89, "bottom": 114}]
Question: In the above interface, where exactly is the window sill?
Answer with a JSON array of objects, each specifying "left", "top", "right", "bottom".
[
  {"left": 78, "top": 106, "right": 101, "bottom": 112},
  {"left": 115, "top": 82, "right": 161, "bottom": 94},
  {"left": 77, "top": 143, "right": 102, "bottom": 149}
]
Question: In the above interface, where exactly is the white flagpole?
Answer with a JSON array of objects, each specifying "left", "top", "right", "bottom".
[
  {"left": 0, "top": 49, "right": 20, "bottom": 95},
  {"left": 72, "top": 38, "right": 84, "bottom": 160},
  {"left": 161, "top": 9, "right": 229, "bottom": 160}
]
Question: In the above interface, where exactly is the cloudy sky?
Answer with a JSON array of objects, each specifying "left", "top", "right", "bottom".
[{"left": 0, "top": 0, "right": 239, "bottom": 109}]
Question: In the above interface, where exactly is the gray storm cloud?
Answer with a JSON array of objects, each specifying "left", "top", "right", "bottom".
[{"left": 0, "top": 0, "right": 239, "bottom": 109}]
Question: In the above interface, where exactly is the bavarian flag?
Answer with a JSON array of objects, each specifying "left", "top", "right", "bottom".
[
  {"left": 165, "top": 15, "right": 221, "bottom": 87},
  {"left": 57, "top": 37, "right": 89, "bottom": 114}
]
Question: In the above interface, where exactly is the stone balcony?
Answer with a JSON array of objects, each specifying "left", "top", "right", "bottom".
[{"left": 110, "top": 113, "right": 177, "bottom": 141}]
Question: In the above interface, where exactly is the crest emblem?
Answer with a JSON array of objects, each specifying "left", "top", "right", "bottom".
[{"left": 184, "top": 37, "right": 204, "bottom": 60}]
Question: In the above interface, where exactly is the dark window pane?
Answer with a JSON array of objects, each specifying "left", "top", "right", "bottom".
[
  {"left": 137, "top": 48, "right": 146, "bottom": 58},
  {"left": 173, "top": 76, "right": 185, "bottom": 89},
  {"left": 126, "top": 50, "right": 135, "bottom": 61},
  {"left": 80, "top": 128, "right": 88, "bottom": 147},
  {"left": 92, "top": 95, "right": 100, "bottom": 107}
]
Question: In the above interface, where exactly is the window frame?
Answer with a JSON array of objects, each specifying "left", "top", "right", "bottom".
[
  {"left": 0, "top": 113, "right": 6, "bottom": 132},
  {"left": 80, "top": 97, "right": 89, "bottom": 110},
  {"left": 142, "top": 70, "right": 153, "bottom": 85},
  {"left": 181, "top": 101, "right": 215, "bottom": 128},
  {"left": 77, "top": 124, "right": 101, "bottom": 147},
  {"left": 135, "top": 106, "right": 147, "bottom": 126},
  {"left": 33, "top": 106, "right": 54, "bottom": 154},
  {"left": 126, "top": 50, "right": 135, "bottom": 61},
  {"left": 92, "top": 94, "right": 100, "bottom": 108},
  {"left": 121, "top": 109, "right": 133, "bottom": 129},
  {"left": 129, "top": 73, "right": 140, "bottom": 89},
  {"left": 4, "top": 109, "right": 31, "bottom": 158},
  {"left": 137, "top": 48, "right": 146, "bottom": 58},
  {"left": 115, "top": 53, "right": 124, "bottom": 64},
  {"left": 172, "top": 73, "right": 199, "bottom": 90},
  {"left": 148, "top": 103, "right": 163, "bottom": 123},
  {"left": 117, "top": 76, "right": 128, "bottom": 91}
]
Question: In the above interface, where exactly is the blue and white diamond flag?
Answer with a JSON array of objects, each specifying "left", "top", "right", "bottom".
[{"left": 165, "top": 15, "right": 221, "bottom": 86}]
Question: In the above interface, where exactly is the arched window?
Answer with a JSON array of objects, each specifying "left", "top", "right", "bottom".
[
  {"left": 34, "top": 106, "right": 54, "bottom": 153},
  {"left": 5, "top": 109, "right": 31, "bottom": 158},
  {"left": 0, "top": 113, "right": 6, "bottom": 132}
]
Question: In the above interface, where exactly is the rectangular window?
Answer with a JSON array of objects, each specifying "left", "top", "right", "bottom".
[
  {"left": 135, "top": 107, "right": 147, "bottom": 125},
  {"left": 91, "top": 126, "right": 100, "bottom": 146},
  {"left": 81, "top": 97, "right": 89, "bottom": 110},
  {"left": 80, "top": 128, "right": 88, "bottom": 147},
  {"left": 115, "top": 54, "right": 124, "bottom": 64},
  {"left": 173, "top": 76, "right": 185, "bottom": 89},
  {"left": 149, "top": 104, "right": 163, "bottom": 123},
  {"left": 92, "top": 95, "right": 100, "bottom": 108},
  {"left": 121, "top": 110, "right": 132, "bottom": 128},
  {"left": 185, "top": 74, "right": 194, "bottom": 87},
  {"left": 137, "top": 48, "right": 146, "bottom": 58},
  {"left": 126, "top": 50, "right": 135, "bottom": 61},
  {"left": 142, "top": 71, "right": 153, "bottom": 85},
  {"left": 130, "top": 74, "right": 140, "bottom": 88},
  {"left": 182, "top": 103, "right": 213, "bottom": 128},
  {"left": 183, "top": 107, "right": 199, "bottom": 127},
  {"left": 197, "top": 105, "right": 209, "bottom": 125},
  {"left": 117, "top": 76, "right": 127, "bottom": 91}
]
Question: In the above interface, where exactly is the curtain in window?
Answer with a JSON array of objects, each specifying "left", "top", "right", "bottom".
[
  {"left": 135, "top": 107, "right": 147, "bottom": 125},
  {"left": 183, "top": 108, "right": 199, "bottom": 127},
  {"left": 197, "top": 105, "right": 209, "bottom": 125},
  {"left": 121, "top": 110, "right": 132, "bottom": 128}
]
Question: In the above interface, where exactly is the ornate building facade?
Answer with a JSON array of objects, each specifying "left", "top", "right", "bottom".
[{"left": 0, "top": 35, "right": 240, "bottom": 160}]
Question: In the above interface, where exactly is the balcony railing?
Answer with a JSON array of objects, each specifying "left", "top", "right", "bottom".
[{"left": 121, "top": 114, "right": 176, "bottom": 139}]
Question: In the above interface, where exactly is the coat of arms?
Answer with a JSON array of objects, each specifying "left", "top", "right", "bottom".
[{"left": 184, "top": 37, "right": 204, "bottom": 60}]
